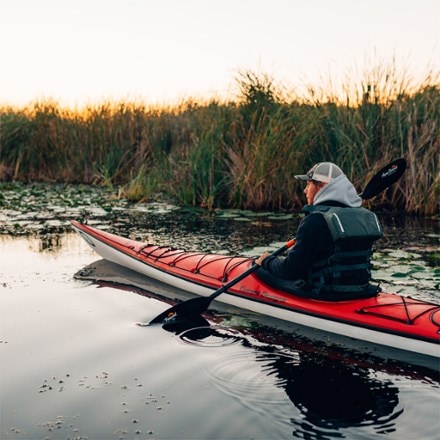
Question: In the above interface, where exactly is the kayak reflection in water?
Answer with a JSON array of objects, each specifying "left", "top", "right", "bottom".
[{"left": 256, "top": 162, "right": 383, "bottom": 300}]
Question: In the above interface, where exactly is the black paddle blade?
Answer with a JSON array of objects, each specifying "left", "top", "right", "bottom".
[
  {"left": 361, "top": 158, "right": 406, "bottom": 200},
  {"left": 162, "top": 314, "right": 210, "bottom": 335},
  {"left": 149, "top": 296, "right": 213, "bottom": 325}
]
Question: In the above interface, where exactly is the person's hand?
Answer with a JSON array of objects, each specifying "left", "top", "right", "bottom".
[{"left": 255, "top": 252, "right": 270, "bottom": 266}]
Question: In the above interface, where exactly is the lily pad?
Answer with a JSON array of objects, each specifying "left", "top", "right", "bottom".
[
  {"left": 387, "top": 250, "right": 422, "bottom": 260},
  {"left": 231, "top": 217, "right": 253, "bottom": 222},
  {"left": 267, "top": 214, "right": 295, "bottom": 220},
  {"left": 391, "top": 272, "right": 408, "bottom": 278}
]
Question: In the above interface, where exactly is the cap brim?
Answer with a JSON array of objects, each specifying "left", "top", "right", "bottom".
[{"left": 294, "top": 174, "right": 310, "bottom": 181}]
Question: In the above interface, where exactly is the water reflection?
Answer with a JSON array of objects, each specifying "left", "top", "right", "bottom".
[
  {"left": 36, "top": 233, "right": 63, "bottom": 252},
  {"left": 280, "top": 355, "right": 401, "bottom": 437},
  {"left": 165, "top": 319, "right": 403, "bottom": 437}
]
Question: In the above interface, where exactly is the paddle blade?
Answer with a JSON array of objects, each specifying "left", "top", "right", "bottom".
[
  {"left": 149, "top": 296, "right": 213, "bottom": 325},
  {"left": 361, "top": 158, "right": 406, "bottom": 200}
]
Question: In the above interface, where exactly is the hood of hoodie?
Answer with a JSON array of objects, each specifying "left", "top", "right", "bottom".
[{"left": 313, "top": 174, "right": 362, "bottom": 207}]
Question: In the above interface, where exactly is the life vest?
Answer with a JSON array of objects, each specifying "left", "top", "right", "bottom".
[{"left": 302, "top": 205, "right": 383, "bottom": 297}]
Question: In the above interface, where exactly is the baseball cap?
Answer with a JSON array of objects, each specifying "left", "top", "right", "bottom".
[{"left": 294, "top": 162, "right": 344, "bottom": 183}]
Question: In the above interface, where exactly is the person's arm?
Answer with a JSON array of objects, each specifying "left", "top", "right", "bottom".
[{"left": 256, "top": 214, "right": 327, "bottom": 280}]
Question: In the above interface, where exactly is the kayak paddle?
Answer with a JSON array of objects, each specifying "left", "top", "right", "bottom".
[
  {"left": 359, "top": 158, "right": 406, "bottom": 200},
  {"left": 149, "top": 239, "right": 296, "bottom": 324},
  {"left": 149, "top": 157, "right": 406, "bottom": 324}
]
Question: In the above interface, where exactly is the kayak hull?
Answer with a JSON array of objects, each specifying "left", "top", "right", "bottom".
[{"left": 72, "top": 221, "right": 440, "bottom": 360}]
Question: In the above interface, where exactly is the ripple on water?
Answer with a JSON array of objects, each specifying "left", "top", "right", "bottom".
[
  {"left": 209, "top": 350, "right": 300, "bottom": 398},
  {"left": 179, "top": 325, "right": 243, "bottom": 347},
  {"left": 207, "top": 350, "right": 301, "bottom": 433}
]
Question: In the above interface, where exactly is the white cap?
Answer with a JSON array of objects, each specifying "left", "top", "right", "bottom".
[{"left": 294, "top": 162, "right": 344, "bottom": 183}]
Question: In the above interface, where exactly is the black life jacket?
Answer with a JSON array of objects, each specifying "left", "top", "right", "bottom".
[{"left": 303, "top": 205, "right": 383, "bottom": 298}]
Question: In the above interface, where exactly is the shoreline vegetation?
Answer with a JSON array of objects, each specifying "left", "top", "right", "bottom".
[{"left": 1, "top": 65, "right": 439, "bottom": 216}]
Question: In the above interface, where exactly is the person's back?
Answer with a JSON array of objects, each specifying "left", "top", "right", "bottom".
[{"left": 256, "top": 162, "right": 382, "bottom": 300}]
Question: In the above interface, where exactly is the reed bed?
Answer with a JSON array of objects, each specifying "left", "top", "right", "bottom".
[{"left": 1, "top": 65, "right": 438, "bottom": 215}]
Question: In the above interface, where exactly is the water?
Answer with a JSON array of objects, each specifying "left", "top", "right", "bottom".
[{"left": 1, "top": 191, "right": 440, "bottom": 439}]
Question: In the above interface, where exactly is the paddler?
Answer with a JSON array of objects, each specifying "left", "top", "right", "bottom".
[{"left": 255, "top": 162, "right": 383, "bottom": 300}]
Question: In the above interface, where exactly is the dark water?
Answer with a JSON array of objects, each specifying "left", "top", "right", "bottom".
[{"left": 1, "top": 202, "right": 439, "bottom": 440}]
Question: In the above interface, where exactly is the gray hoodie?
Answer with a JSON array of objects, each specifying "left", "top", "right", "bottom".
[{"left": 313, "top": 174, "right": 362, "bottom": 207}]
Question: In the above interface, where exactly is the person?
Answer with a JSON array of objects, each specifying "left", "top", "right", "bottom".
[{"left": 255, "top": 162, "right": 383, "bottom": 300}]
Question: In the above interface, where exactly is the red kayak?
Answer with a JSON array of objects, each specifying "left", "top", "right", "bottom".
[{"left": 72, "top": 220, "right": 440, "bottom": 362}]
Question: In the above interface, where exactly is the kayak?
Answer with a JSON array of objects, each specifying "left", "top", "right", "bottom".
[{"left": 71, "top": 220, "right": 440, "bottom": 361}]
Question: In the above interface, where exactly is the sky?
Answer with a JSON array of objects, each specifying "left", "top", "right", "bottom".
[{"left": 0, "top": 0, "right": 438, "bottom": 107}]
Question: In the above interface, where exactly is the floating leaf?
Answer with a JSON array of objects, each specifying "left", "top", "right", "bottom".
[
  {"left": 391, "top": 272, "right": 408, "bottom": 278},
  {"left": 231, "top": 217, "right": 252, "bottom": 222},
  {"left": 387, "top": 250, "right": 421, "bottom": 259},
  {"left": 267, "top": 214, "right": 295, "bottom": 220}
]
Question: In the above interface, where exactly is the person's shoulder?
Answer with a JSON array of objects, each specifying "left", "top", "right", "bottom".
[
  {"left": 300, "top": 205, "right": 335, "bottom": 239},
  {"left": 301, "top": 210, "right": 327, "bottom": 228},
  {"left": 297, "top": 211, "right": 331, "bottom": 245}
]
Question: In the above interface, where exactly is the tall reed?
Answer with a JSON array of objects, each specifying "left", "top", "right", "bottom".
[{"left": 0, "top": 63, "right": 438, "bottom": 215}]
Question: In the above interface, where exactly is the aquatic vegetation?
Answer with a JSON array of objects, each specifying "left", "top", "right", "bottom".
[
  {"left": 1, "top": 62, "right": 438, "bottom": 215},
  {"left": 373, "top": 247, "right": 440, "bottom": 301},
  {"left": 0, "top": 182, "right": 178, "bottom": 235}
]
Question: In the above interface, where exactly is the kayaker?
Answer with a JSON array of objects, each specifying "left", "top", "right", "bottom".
[{"left": 255, "top": 162, "right": 383, "bottom": 299}]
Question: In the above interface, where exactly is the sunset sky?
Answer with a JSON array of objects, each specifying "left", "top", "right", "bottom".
[{"left": 1, "top": 0, "right": 438, "bottom": 107}]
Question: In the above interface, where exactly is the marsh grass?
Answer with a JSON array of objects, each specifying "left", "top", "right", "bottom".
[{"left": 0, "top": 62, "right": 438, "bottom": 215}]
